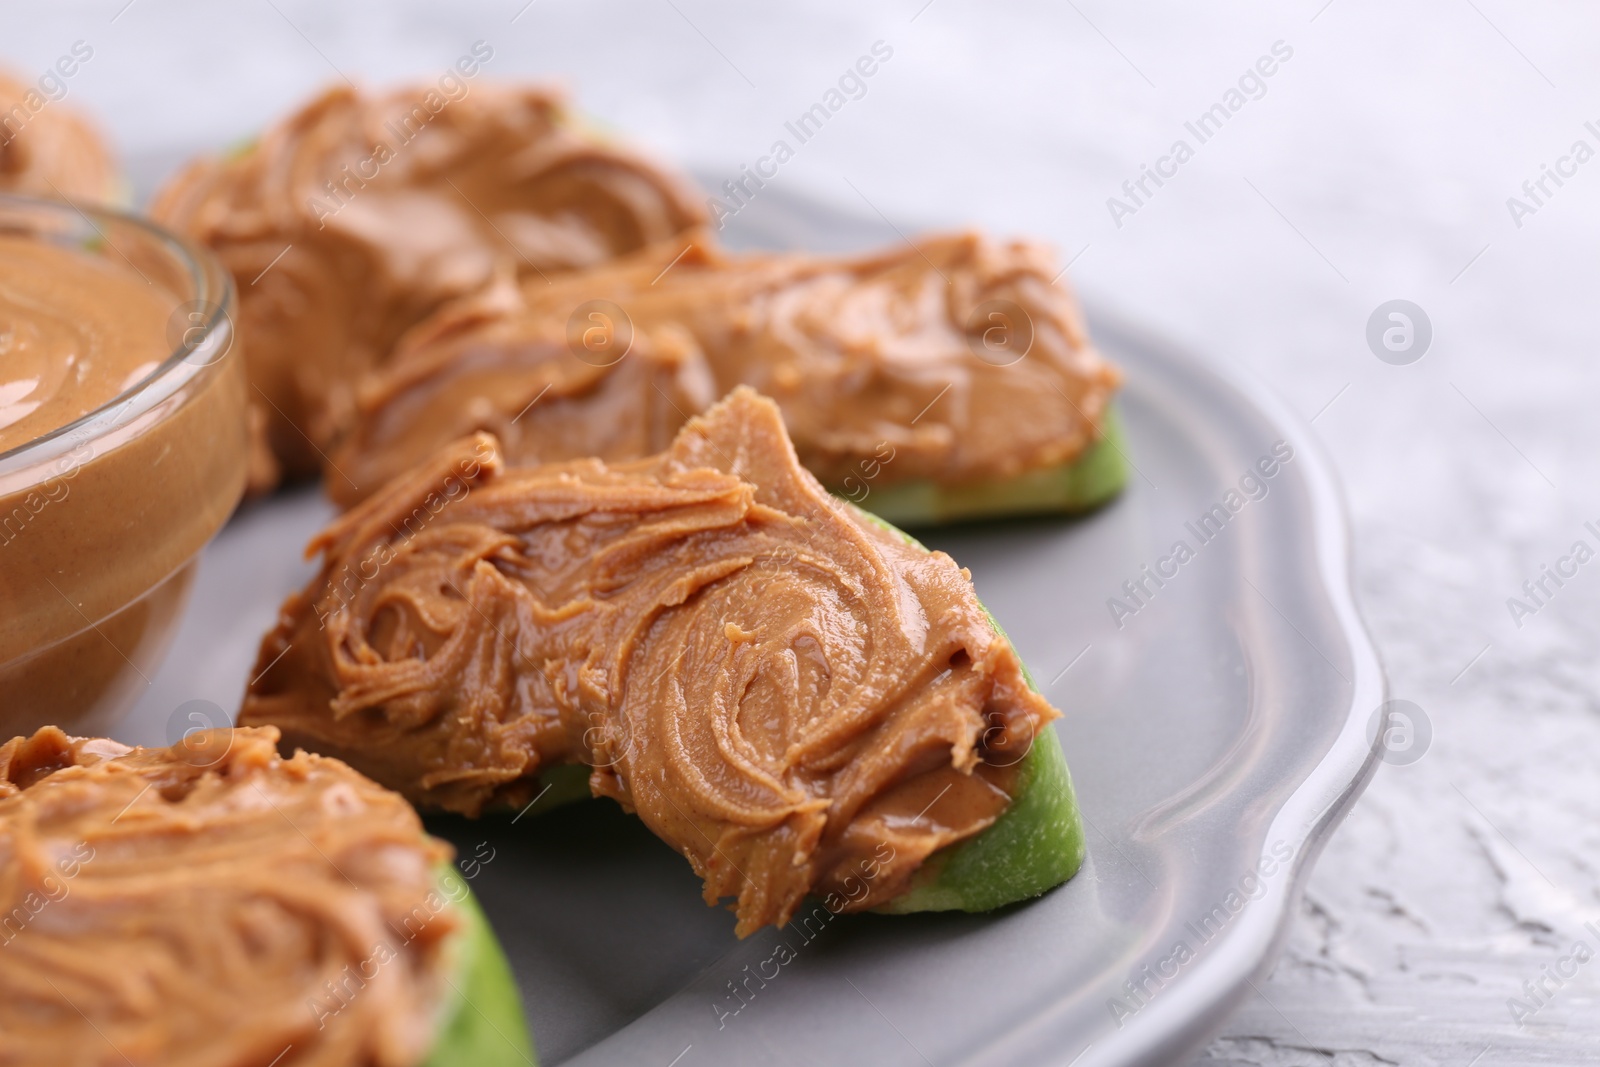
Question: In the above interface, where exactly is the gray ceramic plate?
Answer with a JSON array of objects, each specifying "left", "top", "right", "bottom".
[{"left": 117, "top": 184, "right": 1385, "bottom": 1067}]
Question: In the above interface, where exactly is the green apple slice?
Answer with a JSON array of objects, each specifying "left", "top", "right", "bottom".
[
  {"left": 425, "top": 873, "right": 537, "bottom": 1067},
  {"left": 516, "top": 728, "right": 1085, "bottom": 918},
  {"left": 850, "top": 513, "right": 1087, "bottom": 913},
  {"left": 874, "top": 716, "right": 1085, "bottom": 914},
  {"left": 847, "top": 405, "right": 1128, "bottom": 527}
]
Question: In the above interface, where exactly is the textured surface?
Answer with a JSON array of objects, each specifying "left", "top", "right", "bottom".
[{"left": 7, "top": 1, "right": 1596, "bottom": 1063}]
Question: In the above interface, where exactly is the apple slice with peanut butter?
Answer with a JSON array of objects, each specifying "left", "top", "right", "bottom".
[
  {"left": 242, "top": 388, "right": 1085, "bottom": 937},
  {"left": 0, "top": 725, "right": 535, "bottom": 1066},
  {"left": 151, "top": 79, "right": 706, "bottom": 494},
  {"left": 328, "top": 230, "right": 1125, "bottom": 526}
]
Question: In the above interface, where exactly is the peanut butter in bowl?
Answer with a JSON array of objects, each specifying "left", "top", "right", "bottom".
[{"left": 0, "top": 195, "right": 248, "bottom": 739}]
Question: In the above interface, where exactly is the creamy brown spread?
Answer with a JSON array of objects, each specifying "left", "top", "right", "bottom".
[
  {"left": 0, "top": 237, "right": 170, "bottom": 452},
  {"left": 326, "top": 271, "right": 718, "bottom": 503},
  {"left": 151, "top": 82, "right": 706, "bottom": 489},
  {"left": 0, "top": 725, "right": 456, "bottom": 1067},
  {"left": 243, "top": 389, "right": 1057, "bottom": 935},
  {"left": 328, "top": 230, "right": 1120, "bottom": 508},
  {"left": 0, "top": 69, "right": 117, "bottom": 203}
]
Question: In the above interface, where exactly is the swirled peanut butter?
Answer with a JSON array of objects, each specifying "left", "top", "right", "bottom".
[
  {"left": 0, "top": 237, "right": 170, "bottom": 452},
  {"left": 0, "top": 68, "right": 118, "bottom": 203},
  {"left": 325, "top": 272, "right": 718, "bottom": 500},
  {"left": 151, "top": 81, "right": 706, "bottom": 489},
  {"left": 329, "top": 230, "right": 1119, "bottom": 508},
  {"left": 243, "top": 389, "right": 1057, "bottom": 936},
  {"left": 0, "top": 725, "right": 456, "bottom": 1066}
]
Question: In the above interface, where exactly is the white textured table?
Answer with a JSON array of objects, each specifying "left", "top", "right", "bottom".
[{"left": 10, "top": 2, "right": 1599, "bottom": 1063}]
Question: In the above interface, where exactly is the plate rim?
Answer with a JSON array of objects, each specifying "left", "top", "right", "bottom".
[{"left": 1054, "top": 304, "right": 1389, "bottom": 1067}]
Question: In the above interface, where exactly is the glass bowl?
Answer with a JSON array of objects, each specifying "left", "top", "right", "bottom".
[{"left": 0, "top": 194, "right": 248, "bottom": 739}]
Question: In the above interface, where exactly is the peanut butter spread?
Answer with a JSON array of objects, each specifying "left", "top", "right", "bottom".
[
  {"left": 0, "top": 68, "right": 117, "bottom": 203},
  {"left": 151, "top": 81, "right": 706, "bottom": 488},
  {"left": 0, "top": 725, "right": 457, "bottom": 1067},
  {"left": 325, "top": 272, "right": 718, "bottom": 503},
  {"left": 0, "top": 236, "right": 171, "bottom": 453},
  {"left": 328, "top": 230, "right": 1120, "bottom": 508},
  {"left": 243, "top": 389, "right": 1058, "bottom": 936}
]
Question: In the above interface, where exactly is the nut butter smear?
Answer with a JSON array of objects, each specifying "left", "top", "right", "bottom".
[
  {"left": 152, "top": 80, "right": 705, "bottom": 488},
  {"left": 0, "top": 67, "right": 119, "bottom": 203},
  {"left": 0, "top": 236, "right": 170, "bottom": 452},
  {"left": 243, "top": 389, "right": 1059, "bottom": 935},
  {"left": 0, "top": 726, "right": 456, "bottom": 1067}
]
